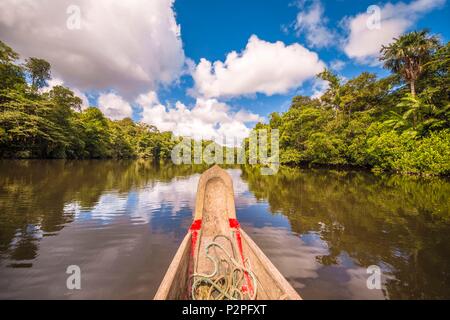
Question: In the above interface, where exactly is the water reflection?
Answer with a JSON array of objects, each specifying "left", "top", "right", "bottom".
[
  {"left": 0, "top": 160, "right": 449, "bottom": 299},
  {"left": 240, "top": 166, "right": 450, "bottom": 299}
]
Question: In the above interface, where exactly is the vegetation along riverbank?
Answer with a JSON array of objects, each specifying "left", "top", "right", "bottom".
[{"left": 1, "top": 30, "right": 449, "bottom": 175}]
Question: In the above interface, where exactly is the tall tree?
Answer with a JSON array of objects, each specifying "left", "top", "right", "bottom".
[
  {"left": 79, "top": 107, "right": 111, "bottom": 158},
  {"left": 47, "top": 85, "right": 83, "bottom": 112},
  {"left": 317, "top": 68, "right": 342, "bottom": 113},
  {"left": 25, "top": 57, "right": 51, "bottom": 89},
  {"left": 380, "top": 30, "right": 440, "bottom": 97},
  {"left": 0, "top": 41, "right": 25, "bottom": 92}
]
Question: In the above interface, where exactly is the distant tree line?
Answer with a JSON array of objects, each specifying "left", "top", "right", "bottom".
[{"left": 248, "top": 30, "right": 450, "bottom": 175}]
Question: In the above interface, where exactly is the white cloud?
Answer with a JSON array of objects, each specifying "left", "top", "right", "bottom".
[
  {"left": 330, "top": 59, "right": 345, "bottom": 71},
  {"left": 136, "top": 91, "right": 160, "bottom": 109},
  {"left": 311, "top": 78, "right": 329, "bottom": 99},
  {"left": 137, "top": 91, "right": 263, "bottom": 144},
  {"left": 294, "top": 0, "right": 335, "bottom": 48},
  {"left": 98, "top": 92, "right": 133, "bottom": 120},
  {"left": 0, "top": 0, "right": 185, "bottom": 97},
  {"left": 43, "top": 79, "right": 65, "bottom": 91},
  {"left": 191, "top": 35, "right": 325, "bottom": 99},
  {"left": 343, "top": 0, "right": 446, "bottom": 63}
]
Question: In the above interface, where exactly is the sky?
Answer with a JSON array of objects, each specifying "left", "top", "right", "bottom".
[{"left": 0, "top": 0, "right": 448, "bottom": 143}]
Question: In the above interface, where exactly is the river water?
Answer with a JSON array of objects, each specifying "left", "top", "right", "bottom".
[{"left": 0, "top": 160, "right": 449, "bottom": 299}]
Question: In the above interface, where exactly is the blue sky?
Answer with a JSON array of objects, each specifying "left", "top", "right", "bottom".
[
  {"left": 0, "top": 0, "right": 448, "bottom": 142},
  {"left": 169, "top": 0, "right": 449, "bottom": 115}
]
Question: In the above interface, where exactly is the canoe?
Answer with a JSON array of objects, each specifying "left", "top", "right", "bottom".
[{"left": 154, "top": 165, "right": 301, "bottom": 300}]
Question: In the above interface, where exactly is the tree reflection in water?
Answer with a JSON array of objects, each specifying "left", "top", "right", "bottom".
[
  {"left": 240, "top": 165, "right": 450, "bottom": 299},
  {"left": 0, "top": 160, "right": 449, "bottom": 299},
  {"left": 0, "top": 160, "right": 210, "bottom": 265}
]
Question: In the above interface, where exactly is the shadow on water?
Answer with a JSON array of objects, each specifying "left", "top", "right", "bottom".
[{"left": 0, "top": 160, "right": 449, "bottom": 299}]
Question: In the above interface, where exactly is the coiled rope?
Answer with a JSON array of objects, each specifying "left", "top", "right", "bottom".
[{"left": 190, "top": 234, "right": 258, "bottom": 300}]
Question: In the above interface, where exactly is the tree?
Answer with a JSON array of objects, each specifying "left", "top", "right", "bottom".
[
  {"left": 338, "top": 72, "right": 385, "bottom": 115},
  {"left": 25, "top": 57, "right": 51, "bottom": 89},
  {"left": 0, "top": 40, "right": 19, "bottom": 63},
  {"left": 317, "top": 68, "right": 341, "bottom": 112},
  {"left": 79, "top": 107, "right": 111, "bottom": 158},
  {"left": 0, "top": 88, "right": 69, "bottom": 158},
  {"left": 1, "top": 37, "right": 448, "bottom": 174},
  {"left": 0, "top": 41, "right": 25, "bottom": 92},
  {"left": 47, "top": 85, "right": 83, "bottom": 112},
  {"left": 380, "top": 30, "right": 440, "bottom": 97}
]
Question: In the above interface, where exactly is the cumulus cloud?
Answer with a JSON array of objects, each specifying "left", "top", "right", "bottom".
[
  {"left": 0, "top": 0, "right": 185, "bottom": 97},
  {"left": 294, "top": 0, "right": 335, "bottom": 48},
  {"left": 98, "top": 93, "right": 133, "bottom": 120},
  {"left": 342, "top": 0, "right": 446, "bottom": 63},
  {"left": 311, "top": 78, "right": 329, "bottom": 99},
  {"left": 137, "top": 91, "right": 263, "bottom": 144},
  {"left": 191, "top": 35, "right": 325, "bottom": 99},
  {"left": 330, "top": 59, "right": 345, "bottom": 71}
]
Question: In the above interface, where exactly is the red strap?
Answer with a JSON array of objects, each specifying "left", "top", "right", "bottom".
[
  {"left": 187, "top": 219, "right": 202, "bottom": 298},
  {"left": 229, "top": 218, "right": 240, "bottom": 228},
  {"left": 229, "top": 218, "right": 254, "bottom": 296},
  {"left": 190, "top": 219, "right": 202, "bottom": 231},
  {"left": 189, "top": 219, "right": 202, "bottom": 257},
  {"left": 188, "top": 217, "right": 254, "bottom": 297}
]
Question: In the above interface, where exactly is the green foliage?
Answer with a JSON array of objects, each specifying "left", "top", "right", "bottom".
[
  {"left": 25, "top": 57, "right": 51, "bottom": 89},
  {"left": 393, "top": 130, "right": 450, "bottom": 175},
  {"left": 304, "top": 132, "right": 346, "bottom": 165},
  {"left": 0, "top": 40, "right": 25, "bottom": 92},
  {"left": 79, "top": 107, "right": 111, "bottom": 158},
  {"left": 365, "top": 128, "right": 415, "bottom": 171},
  {"left": 280, "top": 147, "right": 302, "bottom": 165},
  {"left": 1, "top": 32, "right": 449, "bottom": 175},
  {"left": 0, "top": 88, "right": 70, "bottom": 158},
  {"left": 248, "top": 31, "right": 449, "bottom": 176},
  {"left": 0, "top": 41, "right": 180, "bottom": 160},
  {"left": 380, "top": 29, "right": 440, "bottom": 96}
]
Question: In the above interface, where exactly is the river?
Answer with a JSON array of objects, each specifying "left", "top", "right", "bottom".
[{"left": 0, "top": 160, "right": 449, "bottom": 299}]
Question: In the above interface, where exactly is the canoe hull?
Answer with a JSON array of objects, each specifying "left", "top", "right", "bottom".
[
  {"left": 154, "top": 165, "right": 301, "bottom": 300},
  {"left": 154, "top": 232, "right": 192, "bottom": 300},
  {"left": 154, "top": 228, "right": 301, "bottom": 300}
]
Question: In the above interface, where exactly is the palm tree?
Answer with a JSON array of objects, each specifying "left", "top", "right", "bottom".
[{"left": 380, "top": 30, "right": 440, "bottom": 97}]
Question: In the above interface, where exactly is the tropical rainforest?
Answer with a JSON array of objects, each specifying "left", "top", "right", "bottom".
[
  {"left": 0, "top": 40, "right": 178, "bottom": 160},
  {"left": 250, "top": 30, "right": 450, "bottom": 175},
  {"left": 1, "top": 30, "right": 449, "bottom": 175}
]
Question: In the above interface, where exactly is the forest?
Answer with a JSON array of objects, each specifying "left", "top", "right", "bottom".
[
  {"left": 0, "top": 40, "right": 178, "bottom": 160},
  {"left": 1, "top": 30, "right": 449, "bottom": 175},
  {"left": 249, "top": 30, "right": 450, "bottom": 175}
]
